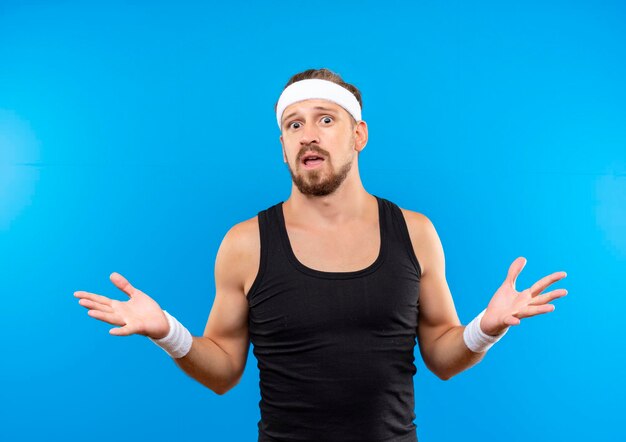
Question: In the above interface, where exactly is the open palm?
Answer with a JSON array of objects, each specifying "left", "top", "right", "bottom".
[
  {"left": 74, "top": 272, "right": 169, "bottom": 338},
  {"left": 480, "top": 257, "right": 568, "bottom": 336}
]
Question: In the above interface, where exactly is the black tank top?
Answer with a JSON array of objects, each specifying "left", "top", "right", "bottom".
[{"left": 247, "top": 195, "right": 422, "bottom": 442}]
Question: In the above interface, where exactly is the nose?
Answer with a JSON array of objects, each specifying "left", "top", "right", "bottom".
[{"left": 299, "top": 123, "right": 320, "bottom": 146}]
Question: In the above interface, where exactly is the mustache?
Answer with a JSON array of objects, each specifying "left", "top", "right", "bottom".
[{"left": 297, "top": 144, "right": 330, "bottom": 161}]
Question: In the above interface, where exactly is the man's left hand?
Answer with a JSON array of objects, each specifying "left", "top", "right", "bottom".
[{"left": 480, "top": 257, "right": 568, "bottom": 336}]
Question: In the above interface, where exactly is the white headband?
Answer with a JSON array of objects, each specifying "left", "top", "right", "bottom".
[{"left": 275, "top": 79, "right": 361, "bottom": 129}]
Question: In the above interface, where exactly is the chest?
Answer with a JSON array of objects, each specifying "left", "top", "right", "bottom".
[{"left": 285, "top": 221, "right": 380, "bottom": 273}]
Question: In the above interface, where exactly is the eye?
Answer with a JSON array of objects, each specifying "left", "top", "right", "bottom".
[
  {"left": 322, "top": 116, "right": 333, "bottom": 124},
  {"left": 289, "top": 121, "right": 302, "bottom": 129}
]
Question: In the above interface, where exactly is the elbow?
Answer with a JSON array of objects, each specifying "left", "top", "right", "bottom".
[
  {"left": 199, "top": 375, "right": 234, "bottom": 395},
  {"left": 211, "top": 381, "right": 232, "bottom": 396},
  {"left": 201, "top": 377, "right": 227, "bottom": 395},
  {"left": 434, "top": 363, "right": 477, "bottom": 381},
  {"left": 432, "top": 370, "right": 454, "bottom": 381},
  {"left": 212, "top": 372, "right": 244, "bottom": 396},
  {"left": 211, "top": 382, "right": 234, "bottom": 396},
  {"left": 426, "top": 359, "right": 458, "bottom": 381},
  {"left": 436, "top": 370, "right": 455, "bottom": 381},
  {"left": 424, "top": 359, "right": 455, "bottom": 381}
]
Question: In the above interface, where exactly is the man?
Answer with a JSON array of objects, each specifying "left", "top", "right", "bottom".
[{"left": 74, "top": 68, "right": 568, "bottom": 441}]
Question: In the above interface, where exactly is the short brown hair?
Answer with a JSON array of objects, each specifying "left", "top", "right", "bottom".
[{"left": 274, "top": 68, "right": 363, "bottom": 118}]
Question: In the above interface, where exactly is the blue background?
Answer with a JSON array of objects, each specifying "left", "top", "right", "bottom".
[{"left": 1, "top": 1, "right": 624, "bottom": 441}]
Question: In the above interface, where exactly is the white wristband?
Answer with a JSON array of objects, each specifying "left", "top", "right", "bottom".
[
  {"left": 463, "top": 309, "right": 508, "bottom": 353},
  {"left": 149, "top": 310, "right": 193, "bottom": 359}
]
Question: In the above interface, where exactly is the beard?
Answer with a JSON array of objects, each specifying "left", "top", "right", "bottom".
[{"left": 286, "top": 143, "right": 354, "bottom": 197}]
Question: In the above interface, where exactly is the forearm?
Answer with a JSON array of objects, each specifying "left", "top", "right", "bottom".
[
  {"left": 423, "top": 325, "right": 486, "bottom": 380},
  {"left": 173, "top": 336, "right": 238, "bottom": 395}
]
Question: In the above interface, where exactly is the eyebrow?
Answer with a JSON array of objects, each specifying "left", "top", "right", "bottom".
[{"left": 282, "top": 106, "right": 338, "bottom": 125}]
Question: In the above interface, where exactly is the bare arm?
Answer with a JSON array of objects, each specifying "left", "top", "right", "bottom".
[
  {"left": 402, "top": 210, "right": 567, "bottom": 380},
  {"left": 174, "top": 219, "right": 259, "bottom": 394},
  {"left": 402, "top": 210, "right": 483, "bottom": 380},
  {"left": 74, "top": 217, "right": 259, "bottom": 395}
]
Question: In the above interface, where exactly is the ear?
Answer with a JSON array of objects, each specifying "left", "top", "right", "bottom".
[
  {"left": 353, "top": 120, "right": 369, "bottom": 153},
  {"left": 280, "top": 134, "right": 287, "bottom": 163}
]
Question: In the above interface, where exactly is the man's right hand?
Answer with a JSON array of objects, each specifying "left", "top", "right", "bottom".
[{"left": 74, "top": 272, "right": 169, "bottom": 339}]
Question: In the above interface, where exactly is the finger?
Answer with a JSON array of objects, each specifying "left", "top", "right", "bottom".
[
  {"left": 503, "top": 315, "right": 521, "bottom": 326},
  {"left": 109, "top": 272, "right": 136, "bottom": 298},
  {"left": 505, "top": 256, "right": 527, "bottom": 290},
  {"left": 529, "top": 271, "right": 568, "bottom": 297},
  {"left": 109, "top": 325, "right": 136, "bottom": 336},
  {"left": 518, "top": 304, "right": 556, "bottom": 319},
  {"left": 529, "top": 289, "right": 568, "bottom": 306},
  {"left": 78, "top": 298, "right": 114, "bottom": 313},
  {"left": 74, "top": 291, "right": 113, "bottom": 306},
  {"left": 86, "top": 309, "right": 126, "bottom": 326}
]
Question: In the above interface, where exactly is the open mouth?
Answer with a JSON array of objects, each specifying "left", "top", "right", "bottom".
[{"left": 301, "top": 154, "right": 325, "bottom": 169}]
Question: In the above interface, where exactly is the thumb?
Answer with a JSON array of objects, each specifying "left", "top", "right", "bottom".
[
  {"left": 505, "top": 257, "right": 527, "bottom": 290},
  {"left": 109, "top": 325, "right": 135, "bottom": 336},
  {"left": 503, "top": 315, "right": 521, "bottom": 326},
  {"left": 110, "top": 272, "right": 136, "bottom": 298}
]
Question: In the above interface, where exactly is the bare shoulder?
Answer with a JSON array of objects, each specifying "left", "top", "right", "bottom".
[
  {"left": 221, "top": 215, "right": 260, "bottom": 253},
  {"left": 399, "top": 208, "right": 433, "bottom": 229},
  {"left": 216, "top": 215, "right": 261, "bottom": 297},
  {"left": 399, "top": 208, "right": 441, "bottom": 278}
]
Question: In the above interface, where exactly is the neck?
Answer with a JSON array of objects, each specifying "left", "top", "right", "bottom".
[{"left": 283, "top": 174, "right": 373, "bottom": 228}]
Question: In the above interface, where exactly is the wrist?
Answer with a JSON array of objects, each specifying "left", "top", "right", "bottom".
[
  {"left": 151, "top": 311, "right": 171, "bottom": 340},
  {"left": 149, "top": 310, "right": 193, "bottom": 359},
  {"left": 480, "top": 314, "right": 509, "bottom": 337},
  {"left": 463, "top": 309, "right": 508, "bottom": 353}
]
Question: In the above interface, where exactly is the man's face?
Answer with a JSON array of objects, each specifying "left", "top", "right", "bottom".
[{"left": 279, "top": 99, "right": 358, "bottom": 197}]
